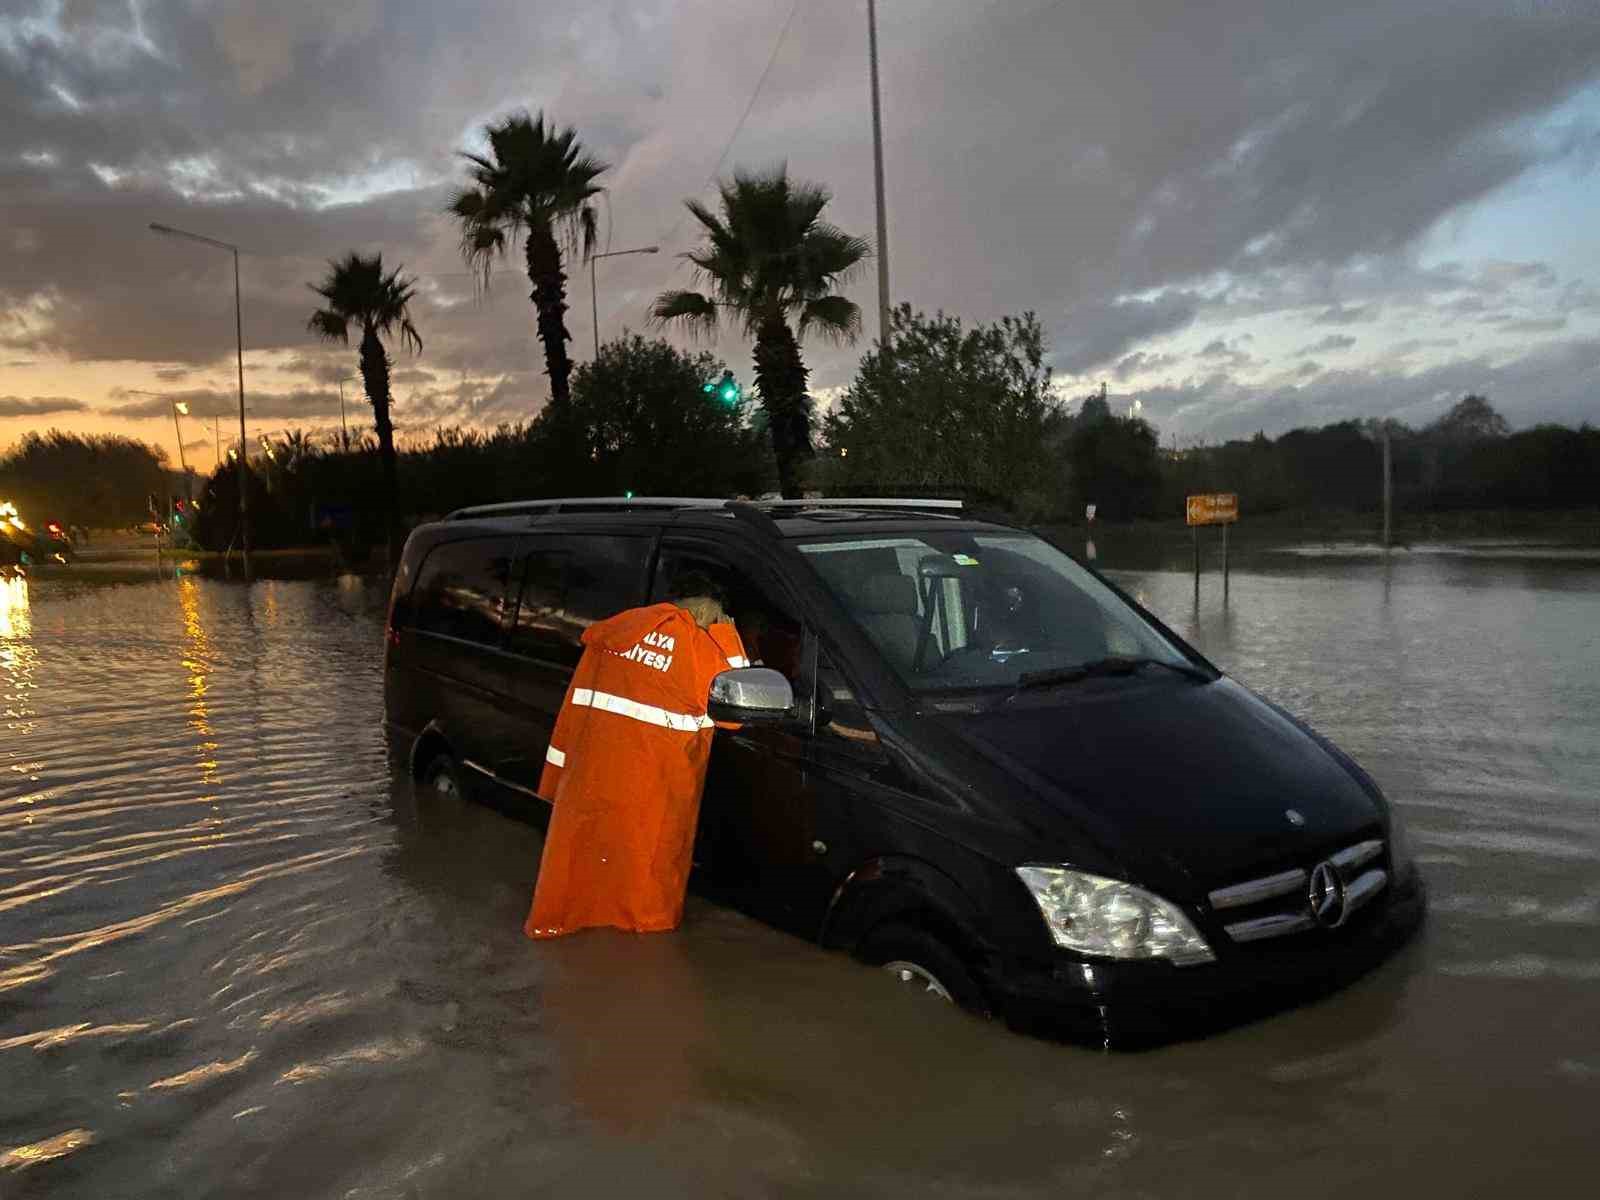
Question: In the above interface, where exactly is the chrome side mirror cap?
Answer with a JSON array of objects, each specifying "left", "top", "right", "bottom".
[{"left": 708, "top": 667, "right": 796, "bottom": 724}]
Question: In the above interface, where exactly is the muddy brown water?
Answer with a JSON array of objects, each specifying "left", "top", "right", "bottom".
[{"left": 1, "top": 547, "right": 1596, "bottom": 1197}]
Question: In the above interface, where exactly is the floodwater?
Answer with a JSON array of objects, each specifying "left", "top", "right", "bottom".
[{"left": 2, "top": 547, "right": 1597, "bottom": 1197}]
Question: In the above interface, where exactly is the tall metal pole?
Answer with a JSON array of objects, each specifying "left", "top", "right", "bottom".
[
  {"left": 591, "top": 256, "right": 601, "bottom": 361},
  {"left": 1381, "top": 420, "right": 1392, "bottom": 550},
  {"left": 233, "top": 247, "right": 252, "bottom": 581},
  {"left": 868, "top": 0, "right": 891, "bottom": 346},
  {"left": 338, "top": 378, "right": 349, "bottom": 448},
  {"left": 214, "top": 415, "right": 220, "bottom": 469}
]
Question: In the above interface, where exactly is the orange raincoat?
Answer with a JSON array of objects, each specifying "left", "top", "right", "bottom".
[{"left": 525, "top": 603, "right": 748, "bottom": 938}]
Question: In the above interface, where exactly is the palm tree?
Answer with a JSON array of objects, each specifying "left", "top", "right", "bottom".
[
  {"left": 653, "top": 167, "right": 869, "bottom": 497},
  {"left": 307, "top": 251, "right": 422, "bottom": 564},
  {"left": 448, "top": 111, "right": 608, "bottom": 418}
]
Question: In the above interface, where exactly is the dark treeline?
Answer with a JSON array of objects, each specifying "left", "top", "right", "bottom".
[
  {"left": 9, "top": 342, "right": 1596, "bottom": 556},
  {"left": 0, "top": 431, "right": 171, "bottom": 526},
  {"left": 1161, "top": 395, "right": 1600, "bottom": 518}
]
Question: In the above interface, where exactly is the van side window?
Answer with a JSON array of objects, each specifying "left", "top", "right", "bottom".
[
  {"left": 651, "top": 548, "right": 805, "bottom": 687},
  {"left": 507, "top": 535, "right": 652, "bottom": 667},
  {"left": 412, "top": 537, "right": 518, "bottom": 646}
]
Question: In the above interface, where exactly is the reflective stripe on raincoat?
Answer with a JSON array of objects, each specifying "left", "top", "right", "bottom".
[{"left": 525, "top": 603, "right": 748, "bottom": 938}]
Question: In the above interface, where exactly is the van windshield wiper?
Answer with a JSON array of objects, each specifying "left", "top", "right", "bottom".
[{"left": 1011, "top": 656, "right": 1213, "bottom": 694}]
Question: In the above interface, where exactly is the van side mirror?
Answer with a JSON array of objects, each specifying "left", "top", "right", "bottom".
[{"left": 708, "top": 667, "right": 797, "bottom": 725}]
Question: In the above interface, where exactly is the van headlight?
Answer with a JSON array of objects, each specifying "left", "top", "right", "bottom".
[{"left": 1015, "top": 866, "right": 1215, "bottom": 966}]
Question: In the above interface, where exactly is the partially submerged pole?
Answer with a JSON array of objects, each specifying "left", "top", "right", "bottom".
[{"left": 1222, "top": 521, "right": 1229, "bottom": 598}]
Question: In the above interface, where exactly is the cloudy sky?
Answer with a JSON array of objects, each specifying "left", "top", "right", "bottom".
[{"left": 4, "top": 0, "right": 1600, "bottom": 466}]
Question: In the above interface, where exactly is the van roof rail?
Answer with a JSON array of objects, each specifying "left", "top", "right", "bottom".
[
  {"left": 444, "top": 499, "right": 966, "bottom": 521},
  {"left": 446, "top": 497, "right": 725, "bottom": 520},
  {"left": 757, "top": 497, "right": 964, "bottom": 512}
]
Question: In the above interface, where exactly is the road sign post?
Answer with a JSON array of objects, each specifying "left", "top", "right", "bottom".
[{"left": 1186, "top": 493, "right": 1239, "bottom": 595}]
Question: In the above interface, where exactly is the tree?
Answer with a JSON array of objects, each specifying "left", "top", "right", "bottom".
[
  {"left": 564, "top": 333, "right": 772, "bottom": 497},
  {"left": 824, "top": 305, "right": 1066, "bottom": 516},
  {"left": 1067, "top": 412, "right": 1163, "bottom": 520},
  {"left": 1428, "top": 394, "right": 1510, "bottom": 441},
  {"left": 653, "top": 166, "right": 869, "bottom": 498},
  {"left": 0, "top": 430, "right": 170, "bottom": 527},
  {"left": 307, "top": 251, "right": 423, "bottom": 564},
  {"left": 448, "top": 111, "right": 608, "bottom": 419}
]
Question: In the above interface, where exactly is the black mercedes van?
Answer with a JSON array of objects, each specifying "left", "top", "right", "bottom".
[{"left": 383, "top": 497, "right": 1424, "bottom": 1045}]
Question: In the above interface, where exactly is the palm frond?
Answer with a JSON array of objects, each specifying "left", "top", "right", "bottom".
[
  {"left": 651, "top": 290, "right": 720, "bottom": 339},
  {"left": 797, "top": 295, "right": 862, "bottom": 344},
  {"left": 307, "top": 308, "right": 349, "bottom": 343}
]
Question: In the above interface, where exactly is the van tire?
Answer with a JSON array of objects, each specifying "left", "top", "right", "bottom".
[
  {"left": 860, "top": 922, "right": 988, "bottom": 1016},
  {"left": 420, "top": 752, "right": 465, "bottom": 801}
]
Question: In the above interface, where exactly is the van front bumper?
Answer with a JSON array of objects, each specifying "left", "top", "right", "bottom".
[{"left": 989, "top": 872, "right": 1426, "bottom": 1047}]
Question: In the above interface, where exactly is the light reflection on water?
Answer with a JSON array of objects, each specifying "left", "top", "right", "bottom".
[{"left": 0, "top": 557, "right": 1596, "bottom": 1197}]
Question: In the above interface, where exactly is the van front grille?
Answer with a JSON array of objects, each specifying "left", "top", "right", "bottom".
[{"left": 1207, "top": 839, "right": 1387, "bottom": 943}]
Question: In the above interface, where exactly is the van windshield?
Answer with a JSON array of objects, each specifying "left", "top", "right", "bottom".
[{"left": 797, "top": 531, "right": 1193, "bottom": 691}]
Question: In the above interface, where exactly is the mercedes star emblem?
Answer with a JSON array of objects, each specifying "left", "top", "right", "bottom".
[
  {"left": 1285, "top": 808, "right": 1306, "bottom": 827},
  {"left": 1308, "top": 860, "right": 1349, "bottom": 928}
]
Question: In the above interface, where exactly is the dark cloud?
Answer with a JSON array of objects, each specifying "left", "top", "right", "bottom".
[
  {"left": 4, "top": 0, "right": 1600, "bottom": 438},
  {"left": 1496, "top": 315, "right": 1568, "bottom": 333},
  {"left": 1313, "top": 303, "right": 1380, "bottom": 326},
  {"left": 0, "top": 394, "right": 89, "bottom": 416},
  {"left": 1052, "top": 293, "right": 1201, "bottom": 374},
  {"left": 1297, "top": 334, "right": 1357, "bottom": 356},
  {"left": 107, "top": 386, "right": 339, "bottom": 422},
  {"left": 1112, "top": 350, "right": 1179, "bottom": 381}
]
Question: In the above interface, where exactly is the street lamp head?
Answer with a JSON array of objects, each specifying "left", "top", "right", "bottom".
[{"left": 174, "top": 401, "right": 189, "bottom": 415}]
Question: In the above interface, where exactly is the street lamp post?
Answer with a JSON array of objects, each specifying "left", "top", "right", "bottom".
[
  {"left": 126, "top": 389, "right": 195, "bottom": 503},
  {"left": 589, "top": 245, "right": 660, "bottom": 360},
  {"left": 150, "top": 221, "right": 251, "bottom": 581},
  {"left": 867, "top": 0, "right": 891, "bottom": 347},
  {"left": 171, "top": 400, "right": 189, "bottom": 478},
  {"left": 337, "top": 376, "right": 350, "bottom": 449}
]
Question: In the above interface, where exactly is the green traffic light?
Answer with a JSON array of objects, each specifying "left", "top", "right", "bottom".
[{"left": 719, "top": 383, "right": 738, "bottom": 404}]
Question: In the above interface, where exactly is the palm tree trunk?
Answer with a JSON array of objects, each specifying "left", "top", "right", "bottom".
[
  {"left": 753, "top": 316, "right": 812, "bottom": 498},
  {"left": 525, "top": 227, "right": 574, "bottom": 416},
  {"left": 359, "top": 326, "right": 399, "bottom": 566}
]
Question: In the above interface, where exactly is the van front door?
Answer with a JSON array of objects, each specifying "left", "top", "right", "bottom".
[{"left": 651, "top": 541, "right": 846, "bottom": 937}]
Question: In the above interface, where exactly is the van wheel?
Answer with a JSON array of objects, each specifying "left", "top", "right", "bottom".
[
  {"left": 860, "top": 922, "right": 988, "bottom": 1015},
  {"left": 420, "top": 753, "right": 465, "bottom": 801}
]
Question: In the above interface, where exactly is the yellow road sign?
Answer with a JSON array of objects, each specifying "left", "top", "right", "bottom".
[{"left": 1186, "top": 493, "right": 1238, "bottom": 526}]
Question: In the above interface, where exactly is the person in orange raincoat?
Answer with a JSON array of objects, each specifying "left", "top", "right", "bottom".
[{"left": 525, "top": 576, "right": 749, "bottom": 938}]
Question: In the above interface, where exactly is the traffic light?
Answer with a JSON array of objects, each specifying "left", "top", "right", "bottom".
[{"left": 704, "top": 370, "right": 740, "bottom": 407}]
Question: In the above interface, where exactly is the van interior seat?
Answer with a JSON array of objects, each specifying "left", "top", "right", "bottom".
[{"left": 852, "top": 572, "right": 922, "bottom": 673}]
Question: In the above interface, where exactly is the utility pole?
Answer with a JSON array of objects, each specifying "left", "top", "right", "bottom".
[{"left": 867, "top": 0, "right": 891, "bottom": 347}]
